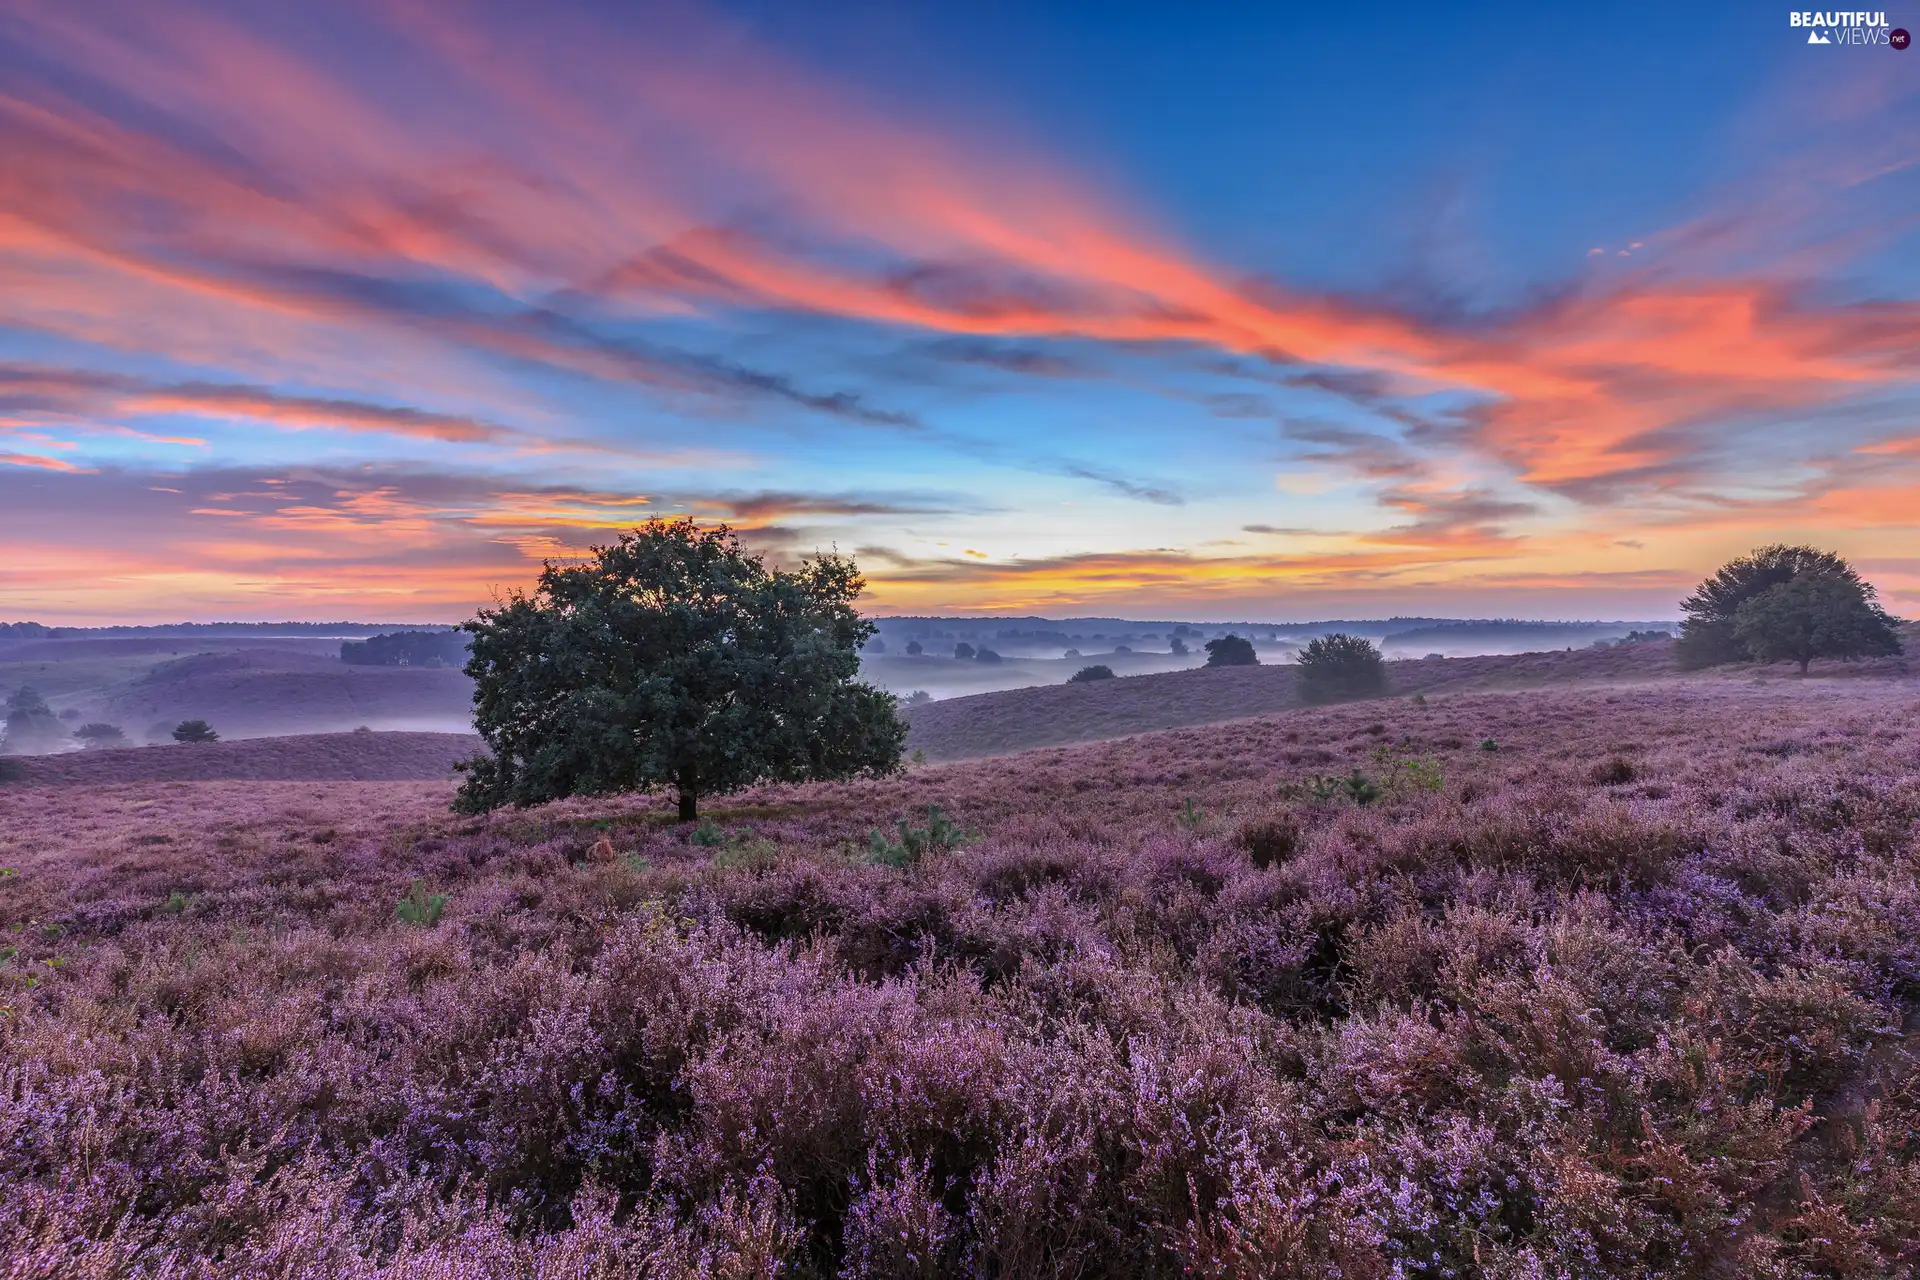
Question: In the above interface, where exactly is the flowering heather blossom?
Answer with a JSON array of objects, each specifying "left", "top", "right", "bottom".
[{"left": 1, "top": 680, "right": 1919, "bottom": 1275}]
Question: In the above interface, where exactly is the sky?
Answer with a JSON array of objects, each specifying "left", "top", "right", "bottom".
[{"left": 1, "top": 0, "right": 1917, "bottom": 624}]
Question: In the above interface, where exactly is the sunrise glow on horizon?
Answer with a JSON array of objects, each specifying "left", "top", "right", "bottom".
[{"left": 2, "top": 0, "right": 1917, "bottom": 624}]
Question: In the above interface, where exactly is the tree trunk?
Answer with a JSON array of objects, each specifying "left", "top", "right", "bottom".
[
  {"left": 678, "top": 786, "right": 698, "bottom": 823},
  {"left": 1798, "top": 657, "right": 1810, "bottom": 675}
]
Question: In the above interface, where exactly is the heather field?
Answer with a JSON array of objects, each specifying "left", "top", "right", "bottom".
[
  {"left": 898, "top": 638, "right": 1914, "bottom": 762},
  {"left": 4, "top": 732, "right": 483, "bottom": 786},
  {"left": 4, "top": 679, "right": 1919, "bottom": 1276}
]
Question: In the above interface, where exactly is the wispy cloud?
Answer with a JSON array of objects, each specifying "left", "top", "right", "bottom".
[{"left": 0, "top": 1, "right": 1915, "bottom": 619}]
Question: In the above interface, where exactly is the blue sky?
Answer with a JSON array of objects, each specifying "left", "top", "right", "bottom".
[{"left": 0, "top": 0, "right": 1915, "bottom": 621}]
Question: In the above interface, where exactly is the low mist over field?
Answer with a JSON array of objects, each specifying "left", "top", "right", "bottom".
[{"left": 0, "top": 614, "right": 1678, "bottom": 746}]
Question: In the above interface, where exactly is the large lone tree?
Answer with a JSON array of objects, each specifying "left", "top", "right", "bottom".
[
  {"left": 1680, "top": 544, "right": 1901, "bottom": 673},
  {"left": 456, "top": 518, "right": 906, "bottom": 820},
  {"left": 1732, "top": 570, "right": 1902, "bottom": 675}
]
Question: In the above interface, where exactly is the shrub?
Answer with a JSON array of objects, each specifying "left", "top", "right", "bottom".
[
  {"left": 1479, "top": 738, "right": 1499, "bottom": 751},
  {"left": 904, "top": 640, "right": 923, "bottom": 655},
  {"left": 954, "top": 642, "right": 976, "bottom": 660},
  {"left": 456, "top": 518, "right": 904, "bottom": 821},
  {"left": 395, "top": 880, "right": 448, "bottom": 926},
  {"left": 1236, "top": 815, "right": 1302, "bottom": 868},
  {"left": 171, "top": 720, "right": 219, "bottom": 743},
  {"left": 1591, "top": 756, "right": 1637, "bottom": 785},
  {"left": 1068, "top": 665, "right": 1115, "bottom": 684},
  {"left": 1295, "top": 633, "right": 1385, "bottom": 702},
  {"left": 974, "top": 647, "right": 1003, "bottom": 663},
  {"left": 865, "top": 805, "right": 965, "bottom": 867},
  {"left": 1204, "top": 634, "right": 1258, "bottom": 666}
]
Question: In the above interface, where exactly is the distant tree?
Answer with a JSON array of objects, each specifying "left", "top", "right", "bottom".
[
  {"left": 1113, "top": 644, "right": 1131, "bottom": 654},
  {"left": 3, "top": 686, "right": 68, "bottom": 754},
  {"left": 1732, "top": 571, "right": 1902, "bottom": 675},
  {"left": 974, "top": 647, "right": 1003, "bottom": 663},
  {"left": 455, "top": 518, "right": 905, "bottom": 822},
  {"left": 1295, "top": 633, "right": 1385, "bottom": 702},
  {"left": 1204, "top": 634, "right": 1258, "bottom": 667},
  {"left": 904, "top": 639, "right": 923, "bottom": 656},
  {"left": 1068, "top": 664, "right": 1115, "bottom": 683},
  {"left": 954, "top": 642, "right": 976, "bottom": 660},
  {"left": 904, "top": 690, "right": 932, "bottom": 705},
  {"left": 341, "top": 630, "right": 468, "bottom": 668},
  {"left": 1677, "top": 545, "right": 1868, "bottom": 669},
  {"left": 73, "top": 723, "right": 127, "bottom": 748},
  {"left": 1170, "top": 637, "right": 1188, "bottom": 655},
  {"left": 172, "top": 720, "right": 219, "bottom": 743},
  {"left": 864, "top": 636, "right": 887, "bottom": 654},
  {"left": 1062, "top": 648, "right": 1081, "bottom": 660}
]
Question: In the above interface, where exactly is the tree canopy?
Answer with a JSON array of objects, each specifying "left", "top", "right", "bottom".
[
  {"left": 3, "top": 686, "right": 67, "bottom": 754},
  {"left": 1678, "top": 545, "right": 1859, "bottom": 668},
  {"left": 1296, "top": 633, "right": 1387, "bottom": 702},
  {"left": 172, "top": 720, "right": 219, "bottom": 743},
  {"left": 1732, "top": 571, "right": 1902, "bottom": 674},
  {"left": 1204, "top": 634, "right": 1258, "bottom": 667},
  {"left": 456, "top": 518, "right": 905, "bottom": 821},
  {"left": 1680, "top": 545, "right": 1900, "bottom": 673},
  {"left": 1068, "top": 664, "right": 1115, "bottom": 683},
  {"left": 73, "top": 723, "right": 128, "bottom": 748},
  {"left": 340, "top": 630, "right": 468, "bottom": 667}
]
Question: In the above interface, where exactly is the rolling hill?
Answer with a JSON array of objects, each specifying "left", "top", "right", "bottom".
[
  {"left": 899, "top": 637, "right": 1911, "bottom": 760},
  {"left": 3, "top": 730, "right": 482, "bottom": 784}
]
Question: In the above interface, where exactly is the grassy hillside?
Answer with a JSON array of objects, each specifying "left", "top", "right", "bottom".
[
  {"left": 901, "top": 639, "right": 1676, "bottom": 759},
  {"left": 3, "top": 730, "right": 481, "bottom": 785},
  {"left": 3, "top": 674, "right": 1917, "bottom": 1273}
]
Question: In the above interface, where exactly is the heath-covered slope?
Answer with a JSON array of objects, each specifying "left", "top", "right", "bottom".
[
  {"left": 98, "top": 649, "right": 475, "bottom": 738},
  {"left": 3, "top": 731, "right": 482, "bottom": 784},
  {"left": 2, "top": 677, "right": 1917, "bottom": 1274},
  {"left": 901, "top": 638, "right": 1913, "bottom": 760}
]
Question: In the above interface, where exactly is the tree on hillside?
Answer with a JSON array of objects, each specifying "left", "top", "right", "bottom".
[
  {"left": 1068, "top": 664, "right": 1115, "bottom": 683},
  {"left": 341, "top": 630, "right": 468, "bottom": 668},
  {"left": 1677, "top": 545, "right": 1868, "bottom": 669},
  {"left": 953, "top": 642, "right": 976, "bottom": 660},
  {"left": 3, "top": 686, "right": 68, "bottom": 754},
  {"left": 73, "top": 723, "right": 127, "bottom": 749},
  {"left": 456, "top": 518, "right": 905, "bottom": 821},
  {"left": 172, "top": 720, "right": 219, "bottom": 743},
  {"left": 1732, "top": 571, "right": 1902, "bottom": 674},
  {"left": 1296, "top": 633, "right": 1386, "bottom": 702},
  {"left": 1204, "top": 634, "right": 1258, "bottom": 667}
]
